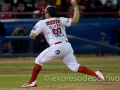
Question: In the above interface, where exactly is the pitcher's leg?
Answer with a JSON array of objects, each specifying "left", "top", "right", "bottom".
[
  {"left": 62, "top": 53, "right": 80, "bottom": 72},
  {"left": 35, "top": 47, "right": 53, "bottom": 66},
  {"left": 28, "top": 63, "right": 42, "bottom": 84},
  {"left": 22, "top": 47, "right": 58, "bottom": 87},
  {"left": 78, "top": 65, "right": 105, "bottom": 81},
  {"left": 62, "top": 53, "right": 97, "bottom": 77},
  {"left": 62, "top": 53, "right": 105, "bottom": 81}
]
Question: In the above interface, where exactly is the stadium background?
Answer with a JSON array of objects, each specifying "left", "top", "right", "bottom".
[
  {"left": 0, "top": 0, "right": 120, "bottom": 90},
  {"left": 0, "top": 0, "right": 120, "bottom": 56}
]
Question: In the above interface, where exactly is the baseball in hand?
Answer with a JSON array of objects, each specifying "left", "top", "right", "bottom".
[{"left": 71, "top": 0, "right": 77, "bottom": 6}]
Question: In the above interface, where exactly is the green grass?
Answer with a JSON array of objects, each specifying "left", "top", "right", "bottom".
[
  {"left": 0, "top": 57, "right": 120, "bottom": 88},
  {"left": 0, "top": 73, "right": 120, "bottom": 88},
  {"left": 0, "top": 61, "right": 120, "bottom": 71},
  {"left": 0, "top": 60, "right": 119, "bottom": 71}
]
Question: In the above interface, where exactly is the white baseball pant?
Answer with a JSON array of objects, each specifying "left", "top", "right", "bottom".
[{"left": 35, "top": 40, "right": 80, "bottom": 72}]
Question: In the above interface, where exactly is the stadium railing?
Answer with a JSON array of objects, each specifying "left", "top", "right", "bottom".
[{"left": 0, "top": 12, "right": 119, "bottom": 18}]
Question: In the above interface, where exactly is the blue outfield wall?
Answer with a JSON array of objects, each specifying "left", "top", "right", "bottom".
[{"left": 1, "top": 18, "right": 120, "bottom": 54}]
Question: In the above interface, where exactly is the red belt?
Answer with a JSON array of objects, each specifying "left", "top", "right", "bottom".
[
  {"left": 54, "top": 41, "right": 62, "bottom": 45},
  {"left": 54, "top": 40, "right": 68, "bottom": 45}
]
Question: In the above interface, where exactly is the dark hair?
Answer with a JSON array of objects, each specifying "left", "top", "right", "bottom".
[
  {"left": 49, "top": 13, "right": 57, "bottom": 17},
  {"left": 45, "top": 6, "right": 57, "bottom": 17}
]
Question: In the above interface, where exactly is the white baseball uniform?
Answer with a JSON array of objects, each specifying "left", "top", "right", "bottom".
[{"left": 31, "top": 17, "right": 80, "bottom": 72}]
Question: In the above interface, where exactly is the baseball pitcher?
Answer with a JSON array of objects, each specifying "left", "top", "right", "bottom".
[{"left": 22, "top": 0, "right": 105, "bottom": 88}]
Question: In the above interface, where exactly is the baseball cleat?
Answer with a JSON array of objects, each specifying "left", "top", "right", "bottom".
[
  {"left": 95, "top": 70, "right": 105, "bottom": 81},
  {"left": 22, "top": 80, "right": 37, "bottom": 88}
]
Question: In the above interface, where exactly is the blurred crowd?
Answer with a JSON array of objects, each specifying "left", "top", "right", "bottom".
[{"left": 0, "top": 0, "right": 120, "bottom": 19}]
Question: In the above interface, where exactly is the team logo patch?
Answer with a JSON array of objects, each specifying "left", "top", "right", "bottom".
[
  {"left": 33, "top": 28, "right": 36, "bottom": 31},
  {"left": 55, "top": 50, "right": 60, "bottom": 54},
  {"left": 32, "top": 26, "right": 38, "bottom": 31}
]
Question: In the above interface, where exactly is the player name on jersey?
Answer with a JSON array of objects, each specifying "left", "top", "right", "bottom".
[
  {"left": 46, "top": 19, "right": 61, "bottom": 30},
  {"left": 46, "top": 20, "right": 60, "bottom": 25}
]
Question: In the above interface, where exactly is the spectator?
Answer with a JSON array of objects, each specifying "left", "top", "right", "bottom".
[
  {"left": 16, "top": 3, "right": 31, "bottom": 18},
  {"left": 10, "top": 0, "right": 25, "bottom": 11},
  {"left": 116, "top": 0, "right": 120, "bottom": 11},
  {"left": 101, "top": 0, "right": 116, "bottom": 17},
  {"left": 86, "top": 0, "right": 102, "bottom": 9},
  {"left": 24, "top": 0, "right": 35, "bottom": 12},
  {"left": 11, "top": 25, "right": 28, "bottom": 36},
  {"left": 39, "top": 6, "right": 45, "bottom": 19},
  {"left": 0, "top": 0, "right": 10, "bottom": 6},
  {"left": 100, "top": 0, "right": 118, "bottom": 5},
  {"left": 11, "top": 27, "right": 22, "bottom": 36},
  {"left": 32, "top": 10, "right": 40, "bottom": 19},
  {"left": 22, "top": 25, "right": 28, "bottom": 34},
  {"left": 39, "top": 6, "right": 45, "bottom": 12},
  {"left": 102, "top": 0, "right": 115, "bottom": 11},
  {"left": 10, "top": 25, "right": 29, "bottom": 53},
  {"left": 0, "top": 0, "right": 8, "bottom": 10},
  {"left": 0, "top": 3, "right": 15, "bottom": 19},
  {"left": 85, "top": 2, "right": 97, "bottom": 12},
  {"left": 84, "top": 2, "right": 98, "bottom": 18}
]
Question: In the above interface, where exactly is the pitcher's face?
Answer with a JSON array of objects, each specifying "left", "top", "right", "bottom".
[{"left": 45, "top": 13, "right": 50, "bottom": 19}]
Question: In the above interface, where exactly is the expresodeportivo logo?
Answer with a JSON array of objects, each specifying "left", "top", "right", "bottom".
[{"left": 44, "top": 75, "right": 120, "bottom": 83}]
